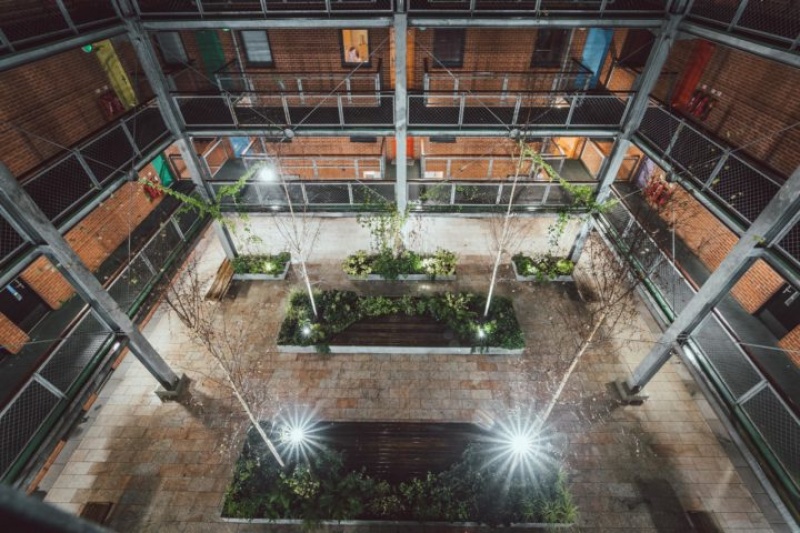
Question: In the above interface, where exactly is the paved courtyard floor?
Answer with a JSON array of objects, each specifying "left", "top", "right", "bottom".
[{"left": 41, "top": 225, "right": 792, "bottom": 532}]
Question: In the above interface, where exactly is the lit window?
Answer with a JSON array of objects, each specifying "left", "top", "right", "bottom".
[
  {"left": 241, "top": 30, "right": 273, "bottom": 66},
  {"left": 342, "top": 30, "right": 370, "bottom": 65}
]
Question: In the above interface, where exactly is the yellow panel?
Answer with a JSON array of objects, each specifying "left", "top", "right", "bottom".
[{"left": 94, "top": 39, "right": 138, "bottom": 110}]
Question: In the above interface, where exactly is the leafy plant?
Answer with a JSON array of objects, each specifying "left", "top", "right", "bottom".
[
  {"left": 232, "top": 252, "right": 291, "bottom": 274},
  {"left": 342, "top": 249, "right": 457, "bottom": 280},
  {"left": 512, "top": 253, "right": 574, "bottom": 282}
]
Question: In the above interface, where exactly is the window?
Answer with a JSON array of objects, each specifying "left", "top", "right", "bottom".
[
  {"left": 155, "top": 32, "right": 188, "bottom": 67},
  {"left": 240, "top": 30, "right": 273, "bottom": 66},
  {"left": 433, "top": 29, "right": 465, "bottom": 68},
  {"left": 531, "top": 29, "right": 569, "bottom": 68},
  {"left": 618, "top": 30, "right": 655, "bottom": 69},
  {"left": 342, "top": 30, "right": 370, "bottom": 66}
]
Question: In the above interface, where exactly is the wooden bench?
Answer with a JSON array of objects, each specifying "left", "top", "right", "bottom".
[{"left": 205, "top": 258, "right": 234, "bottom": 301}]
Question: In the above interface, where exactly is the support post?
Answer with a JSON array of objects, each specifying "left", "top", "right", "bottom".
[
  {"left": 394, "top": 13, "right": 408, "bottom": 212},
  {"left": 117, "top": 1, "right": 238, "bottom": 258},
  {"left": 0, "top": 163, "right": 183, "bottom": 393},
  {"left": 624, "top": 165, "right": 800, "bottom": 394},
  {"left": 569, "top": 11, "right": 685, "bottom": 263}
]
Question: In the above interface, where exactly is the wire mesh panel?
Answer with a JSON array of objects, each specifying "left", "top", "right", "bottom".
[
  {"left": 175, "top": 96, "right": 236, "bottom": 127},
  {"left": 38, "top": 313, "right": 113, "bottom": 395},
  {"left": 777, "top": 220, "right": 800, "bottom": 267},
  {"left": 508, "top": 183, "right": 546, "bottom": 205},
  {"left": 175, "top": 205, "right": 203, "bottom": 236},
  {"left": 410, "top": 182, "right": 452, "bottom": 206},
  {"left": 648, "top": 259, "right": 695, "bottom": 316},
  {"left": 134, "top": 0, "right": 198, "bottom": 15},
  {"left": 304, "top": 183, "right": 351, "bottom": 205},
  {"left": 708, "top": 155, "right": 780, "bottom": 223},
  {"left": 568, "top": 96, "right": 628, "bottom": 127},
  {"left": 686, "top": 0, "right": 740, "bottom": 26},
  {"left": 639, "top": 106, "right": 682, "bottom": 154},
  {"left": 740, "top": 386, "right": 800, "bottom": 489},
  {"left": 668, "top": 124, "right": 723, "bottom": 186},
  {"left": 0, "top": 380, "right": 61, "bottom": 477},
  {"left": 107, "top": 255, "right": 157, "bottom": 313},
  {"left": 0, "top": 217, "right": 26, "bottom": 268},
  {"left": 80, "top": 126, "right": 137, "bottom": 185},
  {"left": 62, "top": 0, "right": 118, "bottom": 27},
  {"left": 453, "top": 184, "right": 499, "bottom": 205},
  {"left": 604, "top": 200, "right": 633, "bottom": 235},
  {"left": 0, "top": 2, "right": 71, "bottom": 49},
  {"left": 125, "top": 107, "right": 169, "bottom": 154},
  {"left": 342, "top": 95, "right": 394, "bottom": 126},
  {"left": 738, "top": 0, "right": 800, "bottom": 41},
  {"left": 691, "top": 314, "right": 765, "bottom": 399},
  {"left": 23, "top": 154, "right": 95, "bottom": 223},
  {"left": 352, "top": 183, "right": 394, "bottom": 205},
  {"left": 141, "top": 222, "right": 181, "bottom": 275}
]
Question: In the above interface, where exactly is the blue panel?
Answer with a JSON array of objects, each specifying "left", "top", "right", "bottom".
[
  {"left": 577, "top": 29, "right": 614, "bottom": 90},
  {"left": 230, "top": 137, "right": 250, "bottom": 157}
]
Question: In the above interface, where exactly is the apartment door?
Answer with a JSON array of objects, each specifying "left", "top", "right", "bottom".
[
  {"left": 0, "top": 279, "right": 50, "bottom": 333},
  {"left": 196, "top": 30, "right": 228, "bottom": 84},
  {"left": 757, "top": 284, "right": 800, "bottom": 339}
]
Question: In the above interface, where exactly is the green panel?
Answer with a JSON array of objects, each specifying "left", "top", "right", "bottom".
[
  {"left": 195, "top": 30, "right": 227, "bottom": 80},
  {"left": 152, "top": 154, "right": 175, "bottom": 188}
]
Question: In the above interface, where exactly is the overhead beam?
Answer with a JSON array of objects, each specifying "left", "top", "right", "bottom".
[
  {"left": 0, "top": 24, "right": 125, "bottom": 73},
  {"left": 142, "top": 18, "right": 393, "bottom": 30},
  {"left": 679, "top": 21, "right": 800, "bottom": 70},
  {"left": 408, "top": 17, "right": 663, "bottom": 29},
  {"left": 394, "top": 13, "right": 408, "bottom": 212},
  {"left": 183, "top": 127, "right": 621, "bottom": 138}
]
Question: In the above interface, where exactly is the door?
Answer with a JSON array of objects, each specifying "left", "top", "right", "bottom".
[
  {"left": 757, "top": 284, "right": 800, "bottom": 339},
  {"left": 576, "top": 28, "right": 613, "bottom": 90},
  {"left": 0, "top": 279, "right": 50, "bottom": 333}
]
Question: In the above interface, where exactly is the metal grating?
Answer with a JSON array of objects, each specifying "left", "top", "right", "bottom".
[
  {"left": 649, "top": 259, "right": 695, "bottom": 315},
  {"left": 63, "top": 0, "right": 118, "bottom": 26},
  {"left": 0, "top": 381, "right": 61, "bottom": 477},
  {"left": 738, "top": 0, "right": 800, "bottom": 40},
  {"left": 175, "top": 205, "right": 202, "bottom": 236},
  {"left": 454, "top": 184, "right": 499, "bottom": 205},
  {"left": 687, "top": 0, "right": 739, "bottom": 26},
  {"left": 126, "top": 107, "right": 168, "bottom": 153},
  {"left": 39, "top": 314, "right": 112, "bottom": 394},
  {"left": 107, "top": 255, "right": 156, "bottom": 313},
  {"left": 604, "top": 201, "right": 632, "bottom": 235},
  {"left": 175, "top": 96, "right": 235, "bottom": 128},
  {"left": 304, "top": 183, "right": 351, "bottom": 204},
  {"left": 142, "top": 223, "right": 181, "bottom": 274},
  {"left": 691, "top": 315, "right": 764, "bottom": 399},
  {"left": 669, "top": 125, "right": 722, "bottom": 186},
  {"left": 639, "top": 107, "right": 681, "bottom": 154},
  {"left": 353, "top": 183, "right": 394, "bottom": 204},
  {"left": 23, "top": 155, "right": 94, "bottom": 223},
  {"left": 80, "top": 126, "right": 136, "bottom": 185},
  {"left": 0, "top": 217, "right": 26, "bottom": 266},
  {"left": 778, "top": 220, "right": 800, "bottom": 265},
  {"left": 708, "top": 155, "right": 779, "bottom": 223},
  {"left": 741, "top": 386, "right": 800, "bottom": 488}
]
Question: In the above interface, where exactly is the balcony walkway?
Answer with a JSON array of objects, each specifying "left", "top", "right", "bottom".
[{"left": 38, "top": 222, "right": 790, "bottom": 532}]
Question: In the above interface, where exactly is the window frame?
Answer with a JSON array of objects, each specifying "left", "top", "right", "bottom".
[
  {"left": 530, "top": 29, "right": 570, "bottom": 69},
  {"left": 432, "top": 29, "right": 466, "bottom": 68},
  {"left": 340, "top": 29, "right": 372, "bottom": 67},
  {"left": 154, "top": 31, "right": 188, "bottom": 68},
  {"left": 240, "top": 30, "right": 275, "bottom": 68}
]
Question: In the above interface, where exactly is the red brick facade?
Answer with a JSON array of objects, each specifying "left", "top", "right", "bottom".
[{"left": 0, "top": 314, "right": 29, "bottom": 354}]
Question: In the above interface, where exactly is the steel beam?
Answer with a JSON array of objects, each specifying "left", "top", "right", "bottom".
[
  {"left": 0, "top": 163, "right": 181, "bottom": 391},
  {"left": 394, "top": 14, "right": 408, "bottom": 212},
  {"left": 408, "top": 17, "right": 662, "bottom": 29},
  {"left": 0, "top": 484, "right": 111, "bottom": 533},
  {"left": 142, "top": 18, "right": 393, "bottom": 30},
  {"left": 184, "top": 127, "right": 620, "bottom": 138},
  {"left": 569, "top": 13, "right": 683, "bottom": 263},
  {"left": 679, "top": 21, "right": 800, "bottom": 70},
  {"left": 119, "top": 4, "right": 238, "bottom": 258},
  {"left": 0, "top": 25, "right": 125, "bottom": 73},
  {"left": 626, "top": 165, "right": 800, "bottom": 393}
]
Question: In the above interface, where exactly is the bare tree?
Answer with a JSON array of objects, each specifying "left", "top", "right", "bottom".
[{"left": 163, "top": 258, "right": 285, "bottom": 466}]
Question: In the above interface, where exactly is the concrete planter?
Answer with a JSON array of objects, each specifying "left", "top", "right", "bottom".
[
  {"left": 278, "top": 344, "right": 523, "bottom": 355},
  {"left": 221, "top": 517, "right": 571, "bottom": 529},
  {"left": 511, "top": 260, "right": 573, "bottom": 283},
  {"left": 348, "top": 273, "right": 456, "bottom": 281},
  {"left": 232, "top": 260, "right": 290, "bottom": 281}
]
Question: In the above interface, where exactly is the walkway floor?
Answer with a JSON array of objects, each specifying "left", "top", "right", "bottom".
[{"left": 40, "top": 226, "right": 791, "bottom": 532}]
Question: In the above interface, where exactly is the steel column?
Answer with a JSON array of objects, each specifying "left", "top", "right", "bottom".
[
  {"left": 569, "top": 13, "right": 684, "bottom": 263},
  {"left": 0, "top": 163, "right": 181, "bottom": 391},
  {"left": 626, "top": 165, "right": 800, "bottom": 393},
  {"left": 394, "top": 14, "right": 408, "bottom": 212},
  {"left": 119, "top": 3, "right": 238, "bottom": 258}
]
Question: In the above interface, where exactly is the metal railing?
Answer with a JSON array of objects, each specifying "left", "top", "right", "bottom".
[
  {"left": 409, "top": 91, "right": 632, "bottom": 129},
  {"left": 597, "top": 192, "right": 800, "bottom": 502},
  {"left": 687, "top": 0, "right": 800, "bottom": 50},
  {"left": 241, "top": 154, "right": 385, "bottom": 180},
  {"left": 215, "top": 62, "right": 382, "bottom": 97},
  {"left": 0, "top": 0, "right": 119, "bottom": 52},
  {"left": 420, "top": 153, "right": 567, "bottom": 179},
  {"left": 408, "top": 179, "right": 597, "bottom": 209},
  {"left": 212, "top": 179, "right": 395, "bottom": 209},
  {"left": 635, "top": 101, "right": 788, "bottom": 244},
  {"left": 173, "top": 92, "right": 393, "bottom": 129},
  {"left": 422, "top": 60, "right": 592, "bottom": 96},
  {"left": 133, "top": 0, "right": 395, "bottom": 17},
  {"left": 407, "top": 0, "right": 666, "bottom": 14},
  {"left": 0, "top": 201, "right": 206, "bottom": 482},
  {"left": 0, "top": 103, "right": 170, "bottom": 269}
]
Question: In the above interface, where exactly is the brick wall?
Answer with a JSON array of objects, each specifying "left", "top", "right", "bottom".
[
  {"left": 0, "top": 314, "right": 29, "bottom": 354},
  {"left": 652, "top": 39, "right": 800, "bottom": 178},
  {"left": 661, "top": 186, "right": 783, "bottom": 313},
  {"left": 778, "top": 326, "right": 800, "bottom": 367},
  {"left": 20, "top": 181, "right": 163, "bottom": 309},
  {"left": 0, "top": 48, "right": 117, "bottom": 177}
]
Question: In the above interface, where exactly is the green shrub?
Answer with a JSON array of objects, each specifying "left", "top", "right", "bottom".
[
  {"left": 232, "top": 252, "right": 291, "bottom": 274},
  {"left": 341, "top": 249, "right": 457, "bottom": 280},
  {"left": 512, "top": 253, "right": 574, "bottom": 282}
]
